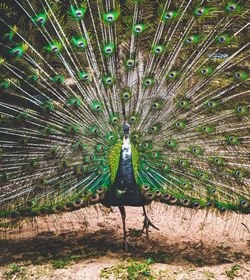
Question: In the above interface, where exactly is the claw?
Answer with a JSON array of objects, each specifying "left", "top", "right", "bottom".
[{"left": 142, "top": 206, "right": 159, "bottom": 240}]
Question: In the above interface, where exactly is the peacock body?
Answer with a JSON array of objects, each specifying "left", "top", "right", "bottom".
[{"left": 0, "top": 0, "right": 249, "bottom": 246}]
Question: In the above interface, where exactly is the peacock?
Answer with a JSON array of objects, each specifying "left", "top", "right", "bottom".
[{"left": 0, "top": 0, "right": 249, "bottom": 252}]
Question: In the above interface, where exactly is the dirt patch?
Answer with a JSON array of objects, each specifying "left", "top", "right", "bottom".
[{"left": 0, "top": 203, "right": 249, "bottom": 279}]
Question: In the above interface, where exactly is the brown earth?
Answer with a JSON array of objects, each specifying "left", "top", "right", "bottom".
[{"left": 0, "top": 202, "right": 249, "bottom": 279}]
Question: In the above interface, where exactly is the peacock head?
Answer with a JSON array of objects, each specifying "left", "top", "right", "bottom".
[{"left": 122, "top": 122, "right": 130, "bottom": 139}]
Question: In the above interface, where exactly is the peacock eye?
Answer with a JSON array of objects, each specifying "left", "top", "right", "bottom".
[
  {"left": 168, "top": 71, "right": 177, "bottom": 79},
  {"left": 214, "top": 158, "right": 219, "bottom": 163},
  {"left": 146, "top": 192, "right": 153, "bottom": 198},
  {"left": 201, "top": 126, "right": 206, "bottom": 131},
  {"left": 206, "top": 202, "right": 212, "bottom": 207},
  {"left": 200, "top": 68, "right": 207, "bottom": 74},
  {"left": 155, "top": 47, "right": 161, "bottom": 53},
  {"left": 110, "top": 135, "right": 114, "bottom": 140},
  {"left": 122, "top": 91, "right": 131, "bottom": 101},
  {"left": 104, "top": 12, "right": 117, "bottom": 23},
  {"left": 227, "top": 136, "right": 238, "bottom": 144},
  {"left": 75, "top": 10, "right": 83, "bottom": 18},
  {"left": 105, "top": 77, "right": 113, "bottom": 85},
  {"left": 14, "top": 49, "right": 21, "bottom": 55},
  {"left": 129, "top": 116, "right": 136, "bottom": 123},
  {"left": 227, "top": 4, "right": 237, "bottom": 13},
  {"left": 179, "top": 101, "right": 184, "bottom": 106},
  {"left": 234, "top": 73, "right": 242, "bottom": 78},
  {"left": 95, "top": 104, "right": 101, "bottom": 111},
  {"left": 195, "top": 7, "right": 204, "bottom": 16},
  {"left": 207, "top": 102, "right": 213, "bottom": 107},
  {"left": 78, "top": 143, "right": 83, "bottom": 149},
  {"left": 40, "top": 208, "right": 47, "bottom": 214},
  {"left": 193, "top": 202, "right": 200, "bottom": 208},
  {"left": 142, "top": 163, "right": 149, "bottom": 170},
  {"left": 83, "top": 190, "right": 90, "bottom": 196},
  {"left": 192, "top": 148, "right": 197, "bottom": 152},
  {"left": 57, "top": 77, "right": 62, "bottom": 83},
  {"left": 153, "top": 45, "right": 164, "bottom": 54},
  {"left": 186, "top": 38, "right": 192, "bottom": 44},
  {"left": 161, "top": 163, "right": 169, "bottom": 171},
  {"left": 163, "top": 193, "right": 170, "bottom": 200},
  {"left": 73, "top": 100, "right": 80, "bottom": 106},
  {"left": 36, "top": 16, "right": 45, "bottom": 24},
  {"left": 219, "top": 206, "right": 227, "bottom": 213},
  {"left": 170, "top": 195, "right": 177, "bottom": 202},
  {"left": 126, "top": 59, "right": 135, "bottom": 67},
  {"left": 164, "top": 12, "right": 173, "bottom": 20},
  {"left": 154, "top": 189, "right": 161, "bottom": 196},
  {"left": 181, "top": 198, "right": 190, "bottom": 206},
  {"left": 211, "top": 188, "right": 216, "bottom": 194},
  {"left": 97, "top": 186, "right": 105, "bottom": 193},
  {"left": 133, "top": 24, "right": 144, "bottom": 34},
  {"left": 151, "top": 102, "right": 161, "bottom": 109},
  {"left": 78, "top": 41, "right": 86, "bottom": 48},
  {"left": 240, "top": 200, "right": 247, "bottom": 207},
  {"left": 106, "top": 14, "right": 114, "bottom": 21},
  {"left": 142, "top": 184, "right": 150, "bottom": 191},
  {"left": 199, "top": 172, "right": 204, "bottom": 177},
  {"left": 0, "top": 82, "right": 8, "bottom": 89},
  {"left": 81, "top": 73, "right": 89, "bottom": 81},
  {"left": 112, "top": 117, "right": 118, "bottom": 124},
  {"left": 175, "top": 121, "right": 184, "bottom": 128},
  {"left": 94, "top": 129, "right": 98, "bottom": 133},
  {"left": 104, "top": 45, "right": 114, "bottom": 54},
  {"left": 91, "top": 193, "right": 97, "bottom": 200},
  {"left": 144, "top": 78, "right": 154, "bottom": 86},
  {"left": 234, "top": 106, "right": 246, "bottom": 114},
  {"left": 30, "top": 75, "right": 36, "bottom": 81},
  {"left": 217, "top": 36, "right": 226, "bottom": 43},
  {"left": 51, "top": 46, "right": 59, "bottom": 53}
]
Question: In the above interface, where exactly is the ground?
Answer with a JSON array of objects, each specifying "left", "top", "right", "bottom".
[{"left": 0, "top": 203, "right": 249, "bottom": 279}]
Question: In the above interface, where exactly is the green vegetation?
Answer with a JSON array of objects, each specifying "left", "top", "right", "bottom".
[
  {"left": 4, "top": 264, "right": 22, "bottom": 279},
  {"left": 52, "top": 255, "right": 77, "bottom": 269},
  {"left": 225, "top": 264, "right": 240, "bottom": 279},
  {"left": 101, "top": 258, "right": 155, "bottom": 280}
]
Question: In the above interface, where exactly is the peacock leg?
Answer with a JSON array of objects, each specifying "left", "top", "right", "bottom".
[
  {"left": 142, "top": 206, "right": 159, "bottom": 240},
  {"left": 119, "top": 206, "right": 128, "bottom": 252}
]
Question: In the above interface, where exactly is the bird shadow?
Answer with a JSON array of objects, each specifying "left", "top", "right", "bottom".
[{"left": 0, "top": 228, "right": 248, "bottom": 268}]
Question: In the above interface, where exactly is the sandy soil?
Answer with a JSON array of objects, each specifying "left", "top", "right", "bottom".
[{"left": 0, "top": 203, "right": 249, "bottom": 279}]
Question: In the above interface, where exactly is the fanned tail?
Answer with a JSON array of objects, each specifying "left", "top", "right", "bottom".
[{"left": 0, "top": 0, "right": 249, "bottom": 229}]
